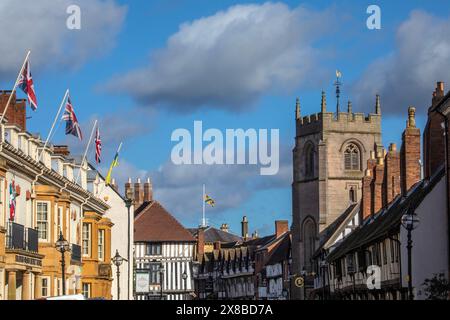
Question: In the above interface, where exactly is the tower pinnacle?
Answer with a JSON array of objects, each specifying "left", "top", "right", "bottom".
[
  {"left": 295, "top": 97, "right": 301, "bottom": 120},
  {"left": 321, "top": 91, "right": 327, "bottom": 113}
]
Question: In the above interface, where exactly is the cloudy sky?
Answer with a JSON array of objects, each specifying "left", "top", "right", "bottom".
[{"left": 1, "top": 0, "right": 450, "bottom": 236}]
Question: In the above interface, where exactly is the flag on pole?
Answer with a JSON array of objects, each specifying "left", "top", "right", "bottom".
[
  {"left": 105, "top": 143, "right": 121, "bottom": 185},
  {"left": 204, "top": 194, "right": 215, "bottom": 207},
  {"left": 61, "top": 96, "right": 83, "bottom": 140},
  {"left": 17, "top": 60, "right": 38, "bottom": 110},
  {"left": 9, "top": 181, "right": 17, "bottom": 221},
  {"left": 94, "top": 126, "right": 102, "bottom": 164}
]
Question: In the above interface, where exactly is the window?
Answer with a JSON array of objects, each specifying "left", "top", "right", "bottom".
[
  {"left": 349, "top": 187, "right": 357, "bottom": 203},
  {"left": 304, "top": 144, "right": 314, "bottom": 178},
  {"left": 0, "top": 177, "right": 4, "bottom": 227},
  {"left": 98, "top": 229, "right": 105, "bottom": 261},
  {"left": 82, "top": 223, "right": 91, "bottom": 257},
  {"left": 344, "top": 144, "right": 360, "bottom": 171},
  {"left": 56, "top": 207, "right": 63, "bottom": 238},
  {"left": 37, "top": 202, "right": 49, "bottom": 241},
  {"left": 82, "top": 283, "right": 91, "bottom": 299},
  {"left": 146, "top": 243, "right": 162, "bottom": 256},
  {"left": 41, "top": 277, "right": 49, "bottom": 297},
  {"left": 303, "top": 220, "right": 316, "bottom": 272}
]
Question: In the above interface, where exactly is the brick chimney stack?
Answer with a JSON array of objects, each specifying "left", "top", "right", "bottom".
[
  {"left": 373, "top": 151, "right": 385, "bottom": 213},
  {"left": 241, "top": 216, "right": 249, "bottom": 240},
  {"left": 275, "top": 220, "right": 289, "bottom": 238},
  {"left": 401, "top": 107, "right": 421, "bottom": 194},
  {"left": 197, "top": 227, "right": 205, "bottom": 257},
  {"left": 143, "top": 178, "right": 153, "bottom": 202},
  {"left": 385, "top": 143, "right": 401, "bottom": 204},
  {"left": 0, "top": 91, "right": 27, "bottom": 131},
  {"left": 134, "top": 178, "right": 144, "bottom": 208},
  {"left": 361, "top": 168, "right": 373, "bottom": 220}
]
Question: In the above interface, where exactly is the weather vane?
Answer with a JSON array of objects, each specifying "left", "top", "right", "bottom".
[{"left": 334, "top": 70, "right": 342, "bottom": 115}]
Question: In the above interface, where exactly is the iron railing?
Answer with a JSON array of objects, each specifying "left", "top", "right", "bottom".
[{"left": 6, "top": 221, "right": 39, "bottom": 253}]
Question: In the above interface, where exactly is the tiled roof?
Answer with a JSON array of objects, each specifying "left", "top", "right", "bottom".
[
  {"left": 327, "top": 166, "right": 445, "bottom": 262},
  {"left": 266, "top": 233, "right": 291, "bottom": 265},
  {"left": 188, "top": 226, "right": 242, "bottom": 243},
  {"left": 134, "top": 201, "right": 196, "bottom": 243}
]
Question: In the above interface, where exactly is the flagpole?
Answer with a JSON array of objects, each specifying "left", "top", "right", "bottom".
[
  {"left": 202, "top": 183, "right": 206, "bottom": 227},
  {"left": 0, "top": 50, "right": 31, "bottom": 127},
  {"left": 38, "top": 89, "right": 69, "bottom": 162},
  {"left": 75, "top": 119, "right": 97, "bottom": 185}
]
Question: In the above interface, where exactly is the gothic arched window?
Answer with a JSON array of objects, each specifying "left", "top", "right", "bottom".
[
  {"left": 304, "top": 144, "right": 314, "bottom": 178},
  {"left": 344, "top": 144, "right": 360, "bottom": 171},
  {"left": 303, "top": 219, "right": 316, "bottom": 272},
  {"left": 349, "top": 187, "right": 356, "bottom": 203}
]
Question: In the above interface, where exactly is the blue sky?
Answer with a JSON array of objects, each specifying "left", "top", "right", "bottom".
[{"left": 1, "top": 0, "right": 450, "bottom": 236}]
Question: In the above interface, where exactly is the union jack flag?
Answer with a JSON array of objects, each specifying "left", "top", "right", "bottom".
[
  {"left": 61, "top": 96, "right": 83, "bottom": 140},
  {"left": 17, "top": 60, "right": 38, "bottom": 110},
  {"left": 95, "top": 126, "right": 101, "bottom": 164}
]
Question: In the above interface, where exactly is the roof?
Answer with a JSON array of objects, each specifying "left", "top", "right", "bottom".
[
  {"left": 312, "top": 203, "right": 359, "bottom": 258},
  {"left": 189, "top": 226, "right": 242, "bottom": 243},
  {"left": 326, "top": 166, "right": 445, "bottom": 262},
  {"left": 134, "top": 201, "right": 196, "bottom": 243},
  {"left": 266, "top": 233, "right": 291, "bottom": 265}
]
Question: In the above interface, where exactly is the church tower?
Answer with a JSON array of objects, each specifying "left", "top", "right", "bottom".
[{"left": 291, "top": 83, "right": 382, "bottom": 299}]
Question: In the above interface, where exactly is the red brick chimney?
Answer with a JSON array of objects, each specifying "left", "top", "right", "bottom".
[
  {"left": 197, "top": 227, "right": 205, "bottom": 257},
  {"left": 385, "top": 143, "right": 401, "bottom": 204},
  {"left": 53, "top": 145, "right": 70, "bottom": 157},
  {"left": 0, "top": 91, "right": 27, "bottom": 131},
  {"left": 373, "top": 152, "right": 385, "bottom": 213},
  {"left": 424, "top": 82, "right": 447, "bottom": 179},
  {"left": 401, "top": 107, "right": 421, "bottom": 194},
  {"left": 275, "top": 220, "right": 289, "bottom": 238},
  {"left": 134, "top": 178, "right": 144, "bottom": 208},
  {"left": 143, "top": 178, "right": 153, "bottom": 202},
  {"left": 361, "top": 168, "right": 373, "bottom": 220}
]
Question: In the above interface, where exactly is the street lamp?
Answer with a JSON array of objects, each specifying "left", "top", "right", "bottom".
[
  {"left": 159, "top": 266, "right": 165, "bottom": 300},
  {"left": 55, "top": 231, "right": 70, "bottom": 295},
  {"left": 401, "top": 208, "right": 420, "bottom": 300},
  {"left": 182, "top": 270, "right": 188, "bottom": 300},
  {"left": 124, "top": 193, "right": 133, "bottom": 300},
  {"left": 112, "top": 250, "right": 127, "bottom": 300}
]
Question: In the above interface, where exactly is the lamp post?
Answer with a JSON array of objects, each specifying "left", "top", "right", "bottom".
[
  {"left": 320, "top": 260, "right": 328, "bottom": 300},
  {"left": 112, "top": 250, "right": 127, "bottom": 300},
  {"left": 159, "top": 266, "right": 165, "bottom": 300},
  {"left": 55, "top": 231, "right": 70, "bottom": 296},
  {"left": 124, "top": 194, "right": 133, "bottom": 300},
  {"left": 182, "top": 270, "right": 188, "bottom": 300},
  {"left": 300, "top": 268, "right": 307, "bottom": 300},
  {"left": 401, "top": 208, "right": 420, "bottom": 300}
]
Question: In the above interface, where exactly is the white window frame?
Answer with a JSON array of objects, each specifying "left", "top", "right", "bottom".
[
  {"left": 41, "top": 276, "right": 50, "bottom": 298},
  {"left": 82, "top": 223, "right": 91, "bottom": 257},
  {"left": 36, "top": 201, "right": 50, "bottom": 242},
  {"left": 98, "top": 229, "right": 105, "bottom": 261},
  {"left": 82, "top": 283, "right": 91, "bottom": 299}
]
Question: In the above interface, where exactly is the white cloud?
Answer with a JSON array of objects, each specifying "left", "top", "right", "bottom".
[
  {"left": 352, "top": 10, "right": 450, "bottom": 115},
  {"left": 106, "top": 2, "right": 333, "bottom": 112},
  {"left": 0, "top": 0, "right": 126, "bottom": 77},
  {"left": 109, "top": 143, "right": 292, "bottom": 223}
]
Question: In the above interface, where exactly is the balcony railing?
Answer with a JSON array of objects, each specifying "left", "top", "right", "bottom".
[
  {"left": 6, "top": 221, "right": 39, "bottom": 253},
  {"left": 71, "top": 244, "right": 82, "bottom": 262}
]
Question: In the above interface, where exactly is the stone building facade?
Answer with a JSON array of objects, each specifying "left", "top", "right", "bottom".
[{"left": 291, "top": 91, "right": 382, "bottom": 299}]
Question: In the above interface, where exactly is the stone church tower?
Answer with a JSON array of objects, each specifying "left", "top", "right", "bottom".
[{"left": 291, "top": 90, "right": 382, "bottom": 299}]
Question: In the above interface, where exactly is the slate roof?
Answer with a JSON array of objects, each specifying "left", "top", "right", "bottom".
[
  {"left": 312, "top": 203, "right": 359, "bottom": 259},
  {"left": 134, "top": 201, "right": 196, "bottom": 242},
  {"left": 188, "top": 226, "right": 243, "bottom": 243},
  {"left": 265, "top": 233, "right": 291, "bottom": 266},
  {"left": 326, "top": 166, "right": 445, "bottom": 262}
]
